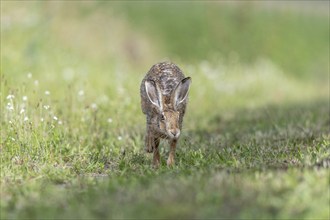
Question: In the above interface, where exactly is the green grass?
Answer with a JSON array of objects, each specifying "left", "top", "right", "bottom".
[{"left": 1, "top": 1, "right": 329, "bottom": 219}]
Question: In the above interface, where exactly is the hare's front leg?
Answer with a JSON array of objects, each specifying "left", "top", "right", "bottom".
[
  {"left": 145, "top": 129, "right": 160, "bottom": 166},
  {"left": 153, "top": 139, "right": 160, "bottom": 167},
  {"left": 145, "top": 127, "right": 158, "bottom": 153},
  {"left": 167, "top": 139, "right": 177, "bottom": 166}
]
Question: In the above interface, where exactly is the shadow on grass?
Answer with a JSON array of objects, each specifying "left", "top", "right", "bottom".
[{"left": 175, "top": 98, "right": 329, "bottom": 170}]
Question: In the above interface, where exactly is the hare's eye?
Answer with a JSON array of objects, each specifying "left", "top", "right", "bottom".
[{"left": 160, "top": 114, "right": 165, "bottom": 121}]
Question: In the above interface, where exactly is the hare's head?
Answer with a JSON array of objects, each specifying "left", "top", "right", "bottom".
[{"left": 145, "top": 77, "right": 191, "bottom": 140}]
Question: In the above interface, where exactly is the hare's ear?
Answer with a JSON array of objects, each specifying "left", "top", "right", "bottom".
[
  {"left": 172, "top": 77, "right": 191, "bottom": 108},
  {"left": 145, "top": 80, "right": 163, "bottom": 110}
]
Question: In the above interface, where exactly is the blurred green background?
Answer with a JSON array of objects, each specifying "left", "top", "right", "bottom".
[
  {"left": 2, "top": 1, "right": 329, "bottom": 78},
  {"left": 1, "top": 1, "right": 329, "bottom": 219}
]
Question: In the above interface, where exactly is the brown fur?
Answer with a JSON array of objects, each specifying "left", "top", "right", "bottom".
[{"left": 140, "top": 62, "right": 191, "bottom": 167}]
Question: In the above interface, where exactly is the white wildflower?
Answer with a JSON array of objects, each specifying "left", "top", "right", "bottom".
[
  {"left": 6, "top": 103, "right": 14, "bottom": 111},
  {"left": 27, "top": 73, "right": 32, "bottom": 78},
  {"left": 20, "top": 109, "right": 25, "bottom": 114},
  {"left": 53, "top": 116, "right": 58, "bottom": 121},
  {"left": 24, "top": 116, "right": 29, "bottom": 121},
  {"left": 6, "top": 94, "right": 15, "bottom": 100},
  {"left": 107, "top": 118, "right": 113, "bottom": 123},
  {"left": 43, "top": 105, "right": 50, "bottom": 110},
  {"left": 58, "top": 120, "right": 62, "bottom": 125},
  {"left": 34, "top": 80, "right": 39, "bottom": 86},
  {"left": 117, "top": 136, "right": 122, "bottom": 141},
  {"left": 91, "top": 103, "right": 97, "bottom": 110},
  {"left": 78, "top": 90, "right": 84, "bottom": 96},
  {"left": 9, "top": 120, "right": 12, "bottom": 124},
  {"left": 22, "top": 96, "right": 28, "bottom": 101},
  {"left": 11, "top": 137, "right": 15, "bottom": 141},
  {"left": 45, "top": 91, "right": 50, "bottom": 95},
  {"left": 40, "top": 118, "right": 44, "bottom": 122}
]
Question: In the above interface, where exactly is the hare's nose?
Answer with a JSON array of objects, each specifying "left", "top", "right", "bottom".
[{"left": 170, "top": 129, "right": 180, "bottom": 138}]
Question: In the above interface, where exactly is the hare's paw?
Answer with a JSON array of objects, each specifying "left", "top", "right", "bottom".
[
  {"left": 167, "top": 157, "right": 175, "bottom": 166},
  {"left": 145, "top": 144, "right": 154, "bottom": 153}
]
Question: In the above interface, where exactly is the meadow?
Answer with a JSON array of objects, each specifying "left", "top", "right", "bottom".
[{"left": 1, "top": 2, "right": 329, "bottom": 219}]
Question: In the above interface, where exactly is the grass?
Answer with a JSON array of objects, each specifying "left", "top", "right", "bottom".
[{"left": 1, "top": 1, "right": 329, "bottom": 219}]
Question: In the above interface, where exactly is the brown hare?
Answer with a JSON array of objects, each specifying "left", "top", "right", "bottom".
[{"left": 140, "top": 62, "right": 191, "bottom": 167}]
